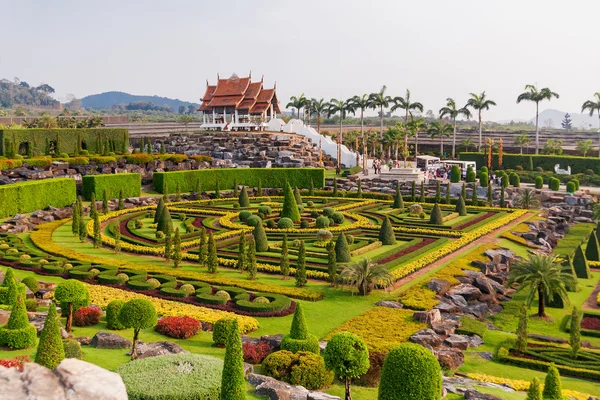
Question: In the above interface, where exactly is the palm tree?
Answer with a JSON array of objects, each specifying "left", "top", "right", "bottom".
[
  {"left": 310, "top": 98, "right": 328, "bottom": 135},
  {"left": 286, "top": 94, "right": 305, "bottom": 120},
  {"left": 350, "top": 94, "right": 373, "bottom": 174},
  {"left": 581, "top": 92, "right": 600, "bottom": 157},
  {"left": 439, "top": 98, "right": 471, "bottom": 159},
  {"left": 368, "top": 86, "right": 392, "bottom": 154},
  {"left": 577, "top": 139, "right": 593, "bottom": 157},
  {"left": 516, "top": 85, "right": 560, "bottom": 154},
  {"left": 513, "top": 188, "right": 540, "bottom": 209},
  {"left": 428, "top": 121, "right": 453, "bottom": 156},
  {"left": 392, "top": 89, "right": 424, "bottom": 163},
  {"left": 39, "top": 114, "right": 57, "bottom": 129},
  {"left": 461, "top": 137, "right": 474, "bottom": 152},
  {"left": 406, "top": 113, "right": 427, "bottom": 159},
  {"left": 466, "top": 92, "right": 497, "bottom": 151},
  {"left": 514, "top": 133, "right": 531, "bottom": 154},
  {"left": 302, "top": 97, "right": 312, "bottom": 125},
  {"left": 338, "top": 258, "right": 393, "bottom": 295},
  {"left": 508, "top": 254, "right": 574, "bottom": 318},
  {"left": 328, "top": 98, "right": 356, "bottom": 173}
]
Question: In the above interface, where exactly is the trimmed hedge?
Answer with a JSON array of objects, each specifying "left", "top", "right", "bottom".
[
  {"left": 0, "top": 128, "right": 128, "bottom": 156},
  {"left": 235, "top": 293, "right": 292, "bottom": 313},
  {"left": 0, "top": 178, "right": 76, "bottom": 218},
  {"left": 153, "top": 168, "right": 325, "bottom": 193},
  {"left": 460, "top": 152, "right": 600, "bottom": 174},
  {"left": 82, "top": 173, "right": 141, "bottom": 201}
]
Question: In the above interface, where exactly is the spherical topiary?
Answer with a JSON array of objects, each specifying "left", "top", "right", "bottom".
[
  {"left": 297, "top": 205, "right": 305, "bottom": 213},
  {"left": 585, "top": 168, "right": 595, "bottom": 175},
  {"left": 39, "top": 259, "right": 49, "bottom": 265},
  {"left": 379, "top": 217, "right": 396, "bottom": 245},
  {"left": 145, "top": 278, "right": 161, "bottom": 289},
  {"left": 246, "top": 215, "right": 262, "bottom": 227},
  {"left": 35, "top": 303, "right": 65, "bottom": 368},
  {"left": 215, "top": 290, "right": 231, "bottom": 301},
  {"left": 409, "top": 204, "right": 423, "bottom": 215},
  {"left": 156, "top": 231, "right": 165, "bottom": 239},
  {"left": 54, "top": 279, "right": 89, "bottom": 332},
  {"left": 535, "top": 175, "right": 544, "bottom": 189},
  {"left": 316, "top": 230, "right": 333, "bottom": 242},
  {"left": 254, "top": 296, "right": 270, "bottom": 304},
  {"left": 331, "top": 212, "right": 344, "bottom": 224},
  {"left": 0, "top": 243, "right": 9, "bottom": 250},
  {"left": 315, "top": 216, "right": 330, "bottom": 228},
  {"left": 19, "top": 254, "right": 31, "bottom": 260},
  {"left": 322, "top": 207, "right": 334, "bottom": 217},
  {"left": 324, "top": 332, "right": 370, "bottom": 397},
  {"left": 5, "top": 248, "right": 18, "bottom": 254},
  {"left": 310, "top": 210, "right": 319, "bottom": 218},
  {"left": 213, "top": 317, "right": 236, "bottom": 347},
  {"left": 378, "top": 343, "right": 442, "bottom": 400},
  {"left": 535, "top": 166, "right": 544, "bottom": 172},
  {"left": 300, "top": 220, "right": 309, "bottom": 228},
  {"left": 21, "top": 276, "right": 39, "bottom": 293},
  {"left": 89, "top": 268, "right": 100, "bottom": 277},
  {"left": 116, "top": 273, "right": 129, "bottom": 282},
  {"left": 278, "top": 218, "right": 294, "bottom": 229},
  {"left": 307, "top": 201, "right": 314, "bottom": 207},
  {"left": 515, "top": 165, "right": 524, "bottom": 171},
  {"left": 180, "top": 284, "right": 196, "bottom": 296},
  {"left": 258, "top": 206, "right": 272, "bottom": 215},
  {"left": 106, "top": 300, "right": 126, "bottom": 330},
  {"left": 335, "top": 233, "right": 351, "bottom": 263},
  {"left": 262, "top": 350, "right": 333, "bottom": 390},
  {"left": 63, "top": 263, "right": 73, "bottom": 270},
  {"left": 238, "top": 210, "right": 252, "bottom": 222},
  {"left": 119, "top": 299, "right": 158, "bottom": 359}
]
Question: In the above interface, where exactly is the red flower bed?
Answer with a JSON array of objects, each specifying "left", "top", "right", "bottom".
[
  {"left": 243, "top": 342, "right": 273, "bottom": 364},
  {"left": 582, "top": 316, "right": 600, "bottom": 331},
  {"left": 155, "top": 316, "right": 202, "bottom": 339},
  {"left": 453, "top": 212, "right": 495, "bottom": 231},
  {"left": 73, "top": 306, "right": 102, "bottom": 327},
  {"left": 0, "top": 356, "right": 30, "bottom": 371}
]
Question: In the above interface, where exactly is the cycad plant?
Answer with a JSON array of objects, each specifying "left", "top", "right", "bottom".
[{"left": 338, "top": 258, "right": 393, "bottom": 295}]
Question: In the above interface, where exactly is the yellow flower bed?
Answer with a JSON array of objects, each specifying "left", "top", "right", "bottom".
[
  {"left": 324, "top": 307, "right": 426, "bottom": 353},
  {"left": 465, "top": 373, "right": 592, "bottom": 400},
  {"left": 391, "top": 210, "right": 527, "bottom": 280},
  {"left": 86, "top": 284, "right": 258, "bottom": 333},
  {"left": 589, "top": 260, "right": 600, "bottom": 268}
]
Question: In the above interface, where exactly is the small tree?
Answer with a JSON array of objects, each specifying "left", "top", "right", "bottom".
[
  {"left": 246, "top": 239, "right": 257, "bottom": 280},
  {"left": 160, "top": 141, "right": 165, "bottom": 154},
  {"left": 220, "top": 319, "right": 245, "bottom": 400},
  {"left": 461, "top": 182, "right": 467, "bottom": 199},
  {"left": 102, "top": 189, "right": 109, "bottom": 214},
  {"left": 569, "top": 306, "right": 581, "bottom": 358},
  {"left": 542, "top": 364, "right": 563, "bottom": 400},
  {"left": 525, "top": 377, "right": 542, "bottom": 400},
  {"left": 487, "top": 184, "right": 493, "bottom": 206},
  {"left": 118, "top": 299, "right": 157, "bottom": 360},
  {"left": 118, "top": 189, "right": 124, "bottom": 210},
  {"left": 357, "top": 180, "right": 363, "bottom": 198},
  {"left": 198, "top": 227, "right": 207, "bottom": 266},
  {"left": 233, "top": 178, "right": 238, "bottom": 197},
  {"left": 78, "top": 217, "right": 86, "bottom": 242},
  {"left": 309, "top": 177, "right": 314, "bottom": 196},
  {"left": 164, "top": 227, "right": 172, "bottom": 261},
  {"left": 173, "top": 228, "right": 182, "bottom": 268},
  {"left": 207, "top": 231, "right": 218, "bottom": 273},
  {"left": 500, "top": 186, "right": 506, "bottom": 208},
  {"left": 333, "top": 178, "right": 338, "bottom": 197},
  {"left": 157, "top": 206, "right": 172, "bottom": 234},
  {"left": 54, "top": 280, "right": 88, "bottom": 332},
  {"left": 295, "top": 240, "right": 307, "bottom": 287},
  {"left": 89, "top": 193, "right": 97, "bottom": 219},
  {"left": 237, "top": 233, "right": 246, "bottom": 272},
  {"left": 379, "top": 217, "right": 396, "bottom": 245},
  {"left": 456, "top": 195, "right": 467, "bottom": 216},
  {"left": 34, "top": 303, "right": 65, "bottom": 369},
  {"left": 393, "top": 182, "right": 403, "bottom": 209},
  {"left": 327, "top": 241, "right": 337, "bottom": 285},
  {"left": 154, "top": 197, "right": 165, "bottom": 223},
  {"left": 471, "top": 183, "right": 478, "bottom": 205},
  {"left": 411, "top": 181, "right": 416, "bottom": 201},
  {"left": 435, "top": 181, "right": 441, "bottom": 203},
  {"left": 253, "top": 221, "right": 269, "bottom": 252},
  {"left": 281, "top": 181, "right": 301, "bottom": 222},
  {"left": 93, "top": 213, "right": 101, "bottom": 248},
  {"left": 419, "top": 181, "right": 426, "bottom": 202},
  {"left": 280, "top": 234, "right": 290, "bottom": 279},
  {"left": 238, "top": 186, "right": 249, "bottom": 207},
  {"left": 175, "top": 183, "right": 181, "bottom": 202},
  {"left": 280, "top": 303, "right": 319, "bottom": 354},
  {"left": 294, "top": 186, "right": 303, "bottom": 205},
  {"left": 335, "top": 233, "right": 351, "bottom": 262},
  {"left": 429, "top": 203, "right": 444, "bottom": 225},
  {"left": 516, "top": 303, "right": 528, "bottom": 353},
  {"left": 71, "top": 200, "right": 80, "bottom": 236},
  {"left": 324, "top": 332, "right": 370, "bottom": 400}
]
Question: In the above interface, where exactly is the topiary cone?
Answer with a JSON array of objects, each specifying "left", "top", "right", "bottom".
[
  {"left": 542, "top": 364, "right": 563, "bottom": 400},
  {"left": 525, "top": 377, "right": 542, "bottom": 400},
  {"left": 585, "top": 231, "right": 600, "bottom": 261},
  {"left": 281, "top": 182, "right": 301, "bottom": 222},
  {"left": 455, "top": 195, "right": 467, "bottom": 216},
  {"left": 35, "top": 303, "right": 65, "bottom": 369},
  {"left": 335, "top": 233, "right": 351, "bottom": 263},
  {"left": 238, "top": 186, "right": 249, "bottom": 208},
  {"left": 379, "top": 217, "right": 396, "bottom": 245},
  {"left": 429, "top": 203, "right": 444, "bottom": 225},
  {"left": 253, "top": 221, "right": 269, "bottom": 252}
]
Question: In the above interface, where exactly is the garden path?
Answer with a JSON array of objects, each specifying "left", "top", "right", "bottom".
[{"left": 582, "top": 277, "right": 600, "bottom": 310}]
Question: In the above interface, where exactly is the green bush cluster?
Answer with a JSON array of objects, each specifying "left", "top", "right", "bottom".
[
  {"left": 0, "top": 178, "right": 76, "bottom": 218},
  {"left": 566, "top": 181, "right": 576, "bottom": 193},
  {"left": 509, "top": 172, "right": 520, "bottom": 187},
  {"left": 82, "top": 173, "right": 141, "bottom": 201},
  {"left": 460, "top": 152, "right": 600, "bottom": 173},
  {"left": 262, "top": 350, "right": 334, "bottom": 390},
  {"left": 63, "top": 338, "right": 84, "bottom": 359},
  {"left": 153, "top": 168, "right": 325, "bottom": 193}
]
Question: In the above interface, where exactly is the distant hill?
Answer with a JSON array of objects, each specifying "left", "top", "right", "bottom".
[
  {"left": 530, "top": 109, "right": 598, "bottom": 130},
  {"left": 81, "top": 91, "right": 199, "bottom": 111}
]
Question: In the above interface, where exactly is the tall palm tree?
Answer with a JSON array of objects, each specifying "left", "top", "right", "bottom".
[
  {"left": 513, "top": 188, "right": 540, "bottom": 209},
  {"left": 508, "top": 254, "right": 574, "bottom": 318},
  {"left": 368, "top": 86, "right": 392, "bottom": 154},
  {"left": 338, "top": 258, "right": 393, "bottom": 295},
  {"left": 461, "top": 137, "right": 474, "bottom": 152},
  {"left": 581, "top": 92, "right": 600, "bottom": 157},
  {"left": 392, "top": 89, "right": 424, "bottom": 162},
  {"left": 286, "top": 94, "right": 306, "bottom": 120},
  {"left": 310, "top": 98, "right": 328, "bottom": 135},
  {"left": 302, "top": 97, "right": 312, "bottom": 125},
  {"left": 516, "top": 85, "right": 560, "bottom": 154},
  {"left": 350, "top": 94, "right": 373, "bottom": 174},
  {"left": 466, "top": 92, "right": 497, "bottom": 151},
  {"left": 514, "top": 133, "right": 531, "bottom": 154},
  {"left": 406, "top": 113, "right": 427, "bottom": 159},
  {"left": 427, "top": 120, "right": 453, "bottom": 156},
  {"left": 328, "top": 98, "right": 356, "bottom": 173},
  {"left": 439, "top": 98, "right": 471, "bottom": 159}
]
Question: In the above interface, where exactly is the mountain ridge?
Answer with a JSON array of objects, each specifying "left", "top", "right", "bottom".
[{"left": 80, "top": 91, "right": 199, "bottom": 110}]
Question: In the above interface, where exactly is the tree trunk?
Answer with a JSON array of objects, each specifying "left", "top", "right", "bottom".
[
  {"left": 131, "top": 329, "right": 140, "bottom": 360},
  {"left": 452, "top": 120, "right": 457, "bottom": 159},
  {"left": 66, "top": 303, "right": 73, "bottom": 333},
  {"left": 404, "top": 109, "right": 409, "bottom": 167},
  {"left": 380, "top": 106, "right": 384, "bottom": 154},
  {"left": 535, "top": 102, "right": 540, "bottom": 154},
  {"left": 337, "top": 116, "right": 343, "bottom": 174},
  {"left": 440, "top": 138, "right": 444, "bottom": 155},
  {"left": 345, "top": 377, "right": 352, "bottom": 400},
  {"left": 415, "top": 133, "right": 419, "bottom": 156},
  {"left": 537, "top": 285, "right": 546, "bottom": 317},
  {"left": 598, "top": 115, "right": 600, "bottom": 158},
  {"left": 361, "top": 110, "right": 368, "bottom": 175},
  {"left": 478, "top": 110, "right": 483, "bottom": 151}
]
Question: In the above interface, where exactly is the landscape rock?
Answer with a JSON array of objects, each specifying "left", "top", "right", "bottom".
[
  {"left": 434, "top": 300, "right": 461, "bottom": 314},
  {"left": 308, "top": 392, "right": 341, "bottom": 400},
  {"left": 375, "top": 300, "right": 403, "bottom": 309},
  {"left": 250, "top": 373, "right": 310, "bottom": 399},
  {"left": 464, "top": 302, "right": 489, "bottom": 320},
  {"left": 463, "top": 389, "right": 502, "bottom": 400},
  {"left": 427, "top": 278, "right": 452, "bottom": 294},
  {"left": 448, "top": 284, "right": 482, "bottom": 302},
  {"left": 260, "top": 334, "right": 284, "bottom": 351},
  {"left": 476, "top": 352, "right": 494, "bottom": 361},
  {"left": 431, "top": 319, "right": 460, "bottom": 335},
  {"left": 410, "top": 329, "right": 443, "bottom": 348},
  {"left": 436, "top": 348, "right": 465, "bottom": 369},
  {"left": 444, "top": 334, "right": 471, "bottom": 350},
  {"left": 447, "top": 294, "right": 468, "bottom": 308},
  {"left": 126, "top": 341, "right": 189, "bottom": 359},
  {"left": 413, "top": 309, "right": 442, "bottom": 325},
  {"left": 467, "top": 335, "right": 485, "bottom": 348},
  {"left": 75, "top": 336, "right": 91, "bottom": 345},
  {"left": 91, "top": 331, "right": 132, "bottom": 349}
]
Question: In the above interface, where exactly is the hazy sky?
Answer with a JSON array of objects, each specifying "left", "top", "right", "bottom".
[{"left": 2, "top": 0, "right": 599, "bottom": 121}]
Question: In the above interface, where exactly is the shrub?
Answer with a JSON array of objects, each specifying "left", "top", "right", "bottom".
[
  {"left": 278, "top": 217, "right": 294, "bottom": 229},
  {"left": 450, "top": 165, "right": 461, "bottom": 182},
  {"left": 0, "top": 296, "right": 37, "bottom": 350},
  {"left": 585, "top": 168, "right": 595, "bottom": 175},
  {"left": 379, "top": 217, "right": 396, "bottom": 245},
  {"left": 466, "top": 167, "right": 476, "bottom": 182},
  {"left": 331, "top": 212, "right": 344, "bottom": 224},
  {"left": 238, "top": 187, "right": 249, "bottom": 207},
  {"left": 106, "top": 300, "right": 126, "bottom": 330},
  {"left": 54, "top": 279, "right": 89, "bottom": 332},
  {"left": 253, "top": 222, "right": 269, "bottom": 252},
  {"left": 238, "top": 210, "right": 252, "bottom": 222},
  {"left": 566, "top": 181, "right": 576, "bottom": 193},
  {"left": 281, "top": 304, "right": 320, "bottom": 354},
  {"left": 479, "top": 171, "right": 488, "bottom": 187},
  {"left": 117, "top": 354, "right": 223, "bottom": 400},
  {"left": 73, "top": 306, "right": 102, "bottom": 327},
  {"left": 262, "top": 350, "right": 333, "bottom": 390},
  {"left": 246, "top": 215, "right": 262, "bottom": 227},
  {"left": 243, "top": 341, "right": 273, "bottom": 364},
  {"left": 323, "top": 207, "right": 334, "bottom": 217},
  {"left": 429, "top": 203, "right": 444, "bottom": 225},
  {"left": 220, "top": 319, "right": 245, "bottom": 400},
  {"left": 155, "top": 316, "right": 201, "bottom": 339},
  {"left": 266, "top": 219, "right": 276, "bottom": 228},
  {"left": 549, "top": 177, "right": 560, "bottom": 191},
  {"left": 509, "top": 172, "right": 520, "bottom": 187},
  {"left": 535, "top": 175, "right": 544, "bottom": 189},
  {"left": 0, "top": 356, "right": 30, "bottom": 371},
  {"left": 213, "top": 317, "right": 236, "bottom": 347},
  {"left": 315, "top": 216, "right": 330, "bottom": 228},
  {"left": 316, "top": 230, "right": 333, "bottom": 242},
  {"left": 258, "top": 205, "right": 272, "bottom": 215},
  {"left": 0, "top": 178, "right": 76, "bottom": 219},
  {"left": 63, "top": 338, "right": 84, "bottom": 359},
  {"left": 34, "top": 303, "right": 65, "bottom": 369},
  {"left": 118, "top": 299, "right": 158, "bottom": 359},
  {"left": 324, "top": 332, "right": 370, "bottom": 398},
  {"left": 300, "top": 220, "right": 309, "bottom": 228},
  {"left": 526, "top": 377, "right": 542, "bottom": 400},
  {"left": 281, "top": 182, "right": 301, "bottom": 222},
  {"left": 378, "top": 343, "right": 442, "bottom": 400},
  {"left": 573, "top": 245, "right": 590, "bottom": 279},
  {"left": 82, "top": 173, "right": 141, "bottom": 201},
  {"left": 543, "top": 364, "right": 563, "bottom": 400},
  {"left": 20, "top": 276, "right": 39, "bottom": 294},
  {"left": 455, "top": 195, "right": 467, "bottom": 216},
  {"left": 24, "top": 299, "right": 38, "bottom": 312}
]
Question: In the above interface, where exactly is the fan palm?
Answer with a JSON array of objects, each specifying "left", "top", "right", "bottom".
[
  {"left": 428, "top": 120, "right": 453, "bottom": 156},
  {"left": 286, "top": 94, "right": 305, "bottom": 120},
  {"left": 368, "top": 86, "right": 392, "bottom": 154},
  {"left": 508, "top": 254, "right": 574, "bottom": 318},
  {"left": 581, "top": 92, "right": 600, "bottom": 157},
  {"left": 328, "top": 98, "right": 356, "bottom": 173},
  {"left": 350, "top": 94, "right": 373, "bottom": 174},
  {"left": 302, "top": 97, "right": 312, "bottom": 125},
  {"left": 461, "top": 137, "right": 474, "bottom": 152},
  {"left": 439, "top": 98, "right": 471, "bottom": 159},
  {"left": 516, "top": 85, "right": 559, "bottom": 154},
  {"left": 514, "top": 133, "right": 531, "bottom": 154},
  {"left": 39, "top": 114, "right": 57, "bottom": 129},
  {"left": 513, "top": 188, "right": 540, "bottom": 209},
  {"left": 466, "top": 92, "right": 497, "bottom": 151},
  {"left": 310, "top": 98, "right": 328, "bottom": 135},
  {"left": 338, "top": 258, "right": 393, "bottom": 295},
  {"left": 406, "top": 113, "right": 427, "bottom": 158},
  {"left": 577, "top": 139, "right": 593, "bottom": 157},
  {"left": 392, "top": 89, "right": 424, "bottom": 163}
]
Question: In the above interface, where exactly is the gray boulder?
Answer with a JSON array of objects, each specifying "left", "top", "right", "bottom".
[
  {"left": 444, "top": 334, "right": 470, "bottom": 350},
  {"left": 376, "top": 300, "right": 404, "bottom": 309},
  {"left": 410, "top": 329, "right": 443, "bottom": 348},
  {"left": 427, "top": 278, "right": 452, "bottom": 295},
  {"left": 436, "top": 348, "right": 464, "bottom": 369},
  {"left": 463, "top": 389, "right": 502, "bottom": 400},
  {"left": 91, "top": 331, "right": 132, "bottom": 349},
  {"left": 465, "top": 302, "right": 489, "bottom": 320},
  {"left": 260, "top": 334, "right": 284, "bottom": 351},
  {"left": 413, "top": 309, "right": 442, "bottom": 325},
  {"left": 448, "top": 284, "right": 482, "bottom": 302},
  {"left": 126, "top": 341, "right": 189, "bottom": 359}
]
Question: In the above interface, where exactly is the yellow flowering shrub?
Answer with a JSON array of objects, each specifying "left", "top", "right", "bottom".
[{"left": 465, "top": 374, "right": 592, "bottom": 400}]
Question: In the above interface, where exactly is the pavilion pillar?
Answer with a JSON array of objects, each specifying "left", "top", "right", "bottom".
[
  {"left": 235, "top": 109, "right": 239, "bottom": 124},
  {"left": 270, "top": 104, "right": 274, "bottom": 120},
  {"left": 212, "top": 109, "right": 215, "bottom": 124}
]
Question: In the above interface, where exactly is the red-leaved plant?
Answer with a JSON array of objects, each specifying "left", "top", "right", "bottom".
[
  {"left": 155, "top": 316, "right": 201, "bottom": 339},
  {"left": 0, "top": 356, "right": 31, "bottom": 371},
  {"left": 242, "top": 342, "right": 273, "bottom": 364},
  {"left": 581, "top": 316, "right": 600, "bottom": 331},
  {"left": 73, "top": 307, "right": 102, "bottom": 327}
]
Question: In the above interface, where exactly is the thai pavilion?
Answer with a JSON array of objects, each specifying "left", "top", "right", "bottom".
[{"left": 198, "top": 72, "right": 281, "bottom": 131}]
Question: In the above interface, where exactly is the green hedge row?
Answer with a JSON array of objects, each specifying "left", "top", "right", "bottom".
[
  {"left": 460, "top": 152, "right": 600, "bottom": 174},
  {"left": 82, "top": 173, "right": 141, "bottom": 200},
  {"left": 153, "top": 168, "right": 326, "bottom": 193},
  {"left": 0, "top": 128, "right": 128, "bottom": 156},
  {"left": 0, "top": 178, "right": 76, "bottom": 218}
]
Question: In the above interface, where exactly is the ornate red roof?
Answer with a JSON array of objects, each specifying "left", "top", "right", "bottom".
[
  {"left": 212, "top": 77, "right": 250, "bottom": 97},
  {"left": 199, "top": 74, "right": 279, "bottom": 115},
  {"left": 244, "top": 82, "right": 262, "bottom": 99},
  {"left": 256, "top": 88, "right": 274, "bottom": 103},
  {"left": 208, "top": 95, "right": 244, "bottom": 108},
  {"left": 202, "top": 85, "right": 217, "bottom": 101}
]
